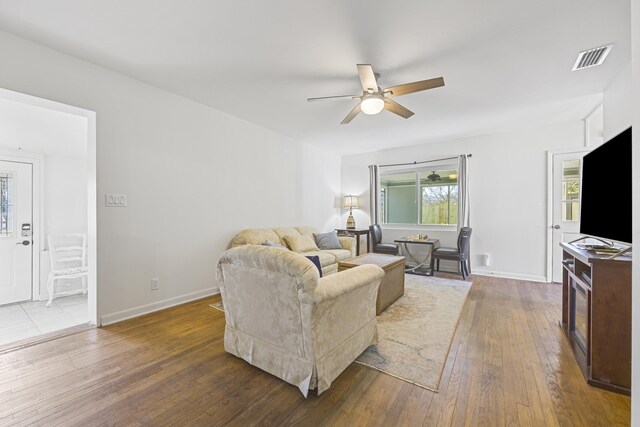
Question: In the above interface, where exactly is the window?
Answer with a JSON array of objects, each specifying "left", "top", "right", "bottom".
[
  {"left": 0, "top": 173, "right": 14, "bottom": 237},
  {"left": 380, "top": 166, "right": 458, "bottom": 226},
  {"left": 562, "top": 160, "right": 580, "bottom": 222}
]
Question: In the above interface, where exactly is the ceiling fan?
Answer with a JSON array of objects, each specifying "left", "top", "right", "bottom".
[
  {"left": 307, "top": 64, "right": 444, "bottom": 124},
  {"left": 426, "top": 171, "right": 442, "bottom": 182}
]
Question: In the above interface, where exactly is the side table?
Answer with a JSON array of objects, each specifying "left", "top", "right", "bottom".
[{"left": 336, "top": 228, "right": 370, "bottom": 256}]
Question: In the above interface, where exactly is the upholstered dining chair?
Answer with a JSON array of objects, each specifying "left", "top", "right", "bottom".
[
  {"left": 369, "top": 224, "right": 398, "bottom": 255},
  {"left": 430, "top": 227, "right": 472, "bottom": 280}
]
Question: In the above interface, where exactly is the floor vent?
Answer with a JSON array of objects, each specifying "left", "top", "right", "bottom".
[{"left": 572, "top": 44, "right": 613, "bottom": 71}]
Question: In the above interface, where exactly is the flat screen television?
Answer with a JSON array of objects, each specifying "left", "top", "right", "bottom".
[{"left": 579, "top": 126, "right": 632, "bottom": 244}]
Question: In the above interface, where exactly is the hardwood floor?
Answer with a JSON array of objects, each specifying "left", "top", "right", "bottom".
[{"left": 0, "top": 274, "right": 630, "bottom": 426}]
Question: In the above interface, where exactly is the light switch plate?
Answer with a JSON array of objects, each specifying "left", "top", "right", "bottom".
[{"left": 105, "top": 194, "right": 128, "bottom": 207}]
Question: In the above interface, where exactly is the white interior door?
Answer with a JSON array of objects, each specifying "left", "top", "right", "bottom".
[
  {"left": 551, "top": 152, "right": 585, "bottom": 282},
  {"left": 0, "top": 160, "right": 33, "bottom": 305}
]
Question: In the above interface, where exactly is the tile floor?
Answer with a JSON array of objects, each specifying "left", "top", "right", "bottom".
[{"left": 0, "top": 294, "right": 88, "bottom": 346}]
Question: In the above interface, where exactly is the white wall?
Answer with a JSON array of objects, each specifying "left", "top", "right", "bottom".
[
  {"left": 0, "top": 31, "right": 341, "bottom": 324},
  {"left": 603, "top": 63, "right": 632, "bottom": 141},
  {"left": 298, "top": 143, "right": 342, "bottom": 231},
  {"left": 585, "top": 104, "right": 604, "bottom": 148},
  {"left": 43, "top": 155, "right": 87, "bottom": 240},
  {"left": 631, "top": 0, "right": 639, "bottom": 419},
  {"left": 342, "top": 121, "right": 586, "bottom": 281}
]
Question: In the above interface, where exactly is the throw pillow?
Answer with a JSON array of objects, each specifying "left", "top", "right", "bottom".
[
  {"left": 313, "top": 230, "right": 342, "bottom": 250},
  {"left": 305, "top": 255, "right": 323, "bottom": 277},
  {"left": 262, "top": 240, "right": 288, "bottom": 249},
  {"left": 282, "top": 235, "right": 319, "bottom": 253}
]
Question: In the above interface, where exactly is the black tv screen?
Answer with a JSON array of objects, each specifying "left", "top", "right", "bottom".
[{"left": 579, "top": 127, "right": 632, "bottom": 244}]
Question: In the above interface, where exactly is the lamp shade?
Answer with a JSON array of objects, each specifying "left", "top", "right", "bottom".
[{"left": 343, "top": 195, "right": 359, "bottom": 209}]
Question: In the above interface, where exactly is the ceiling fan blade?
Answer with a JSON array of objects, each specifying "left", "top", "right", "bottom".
[
  {"left": 341, "top": 103, "right": 361, "bottom": 124},
  {"left": 384, "top": 77, "right": 445, "bottom": 97},
  {"left": 384, "top": 98, "right": 414, "bottom": 119},
  {"left": 357, "top": 64, "right": 379, "bottom": 93},
  {"left": 307, "top": 94, "right": 360, "bottom": 102}
]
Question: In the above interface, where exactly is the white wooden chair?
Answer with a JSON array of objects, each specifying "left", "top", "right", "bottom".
[{"left": 46, "top": 233, "right": 89, "bottom": 307}]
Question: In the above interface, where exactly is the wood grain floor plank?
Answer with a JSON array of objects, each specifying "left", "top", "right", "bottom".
[{"left": 0, "top": 275, "right": 629, "bottom": 426}]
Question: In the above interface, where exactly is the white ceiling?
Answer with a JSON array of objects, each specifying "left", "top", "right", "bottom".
[
  {"left": 0, "top": 98, "right": 87, "bottom": 156},
  {"left": 0, "top": 1, "right": 630, "bottom": 155}
]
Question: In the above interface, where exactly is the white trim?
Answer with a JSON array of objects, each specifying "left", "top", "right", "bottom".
[
  {"left": 545, "top": 147, "right": 590, "bottom": 282},
  {"left": 547, "top": 146, "right": 591, "bottom": 155},
  {"left": 472, "top": 268, "right": 547, "bottom": 283},
  {"left": 546, "top": 151, "right": 553, "bottom": 282},
  {"left": 0, "top": 152, "right": 42, "bottom": 301},
  {"left": 100, "top": 287, "right": 220, "bottom": 326},
  {"left": 382, "top": 224, "right": 457, "bottom": 232},
  {"left": 86, "top": 112, "right": 97, "bottom": 326},
  {"left": 379, "top": 161, "right": 458, "bottom": 175}
]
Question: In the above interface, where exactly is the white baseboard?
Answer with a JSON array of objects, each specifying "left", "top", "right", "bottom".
[
  {"left": 471, "top": 268, "right": 548, "bottom": 283},
  {"left": 100, "top": 287, "right": 220, "bottom": 326}
]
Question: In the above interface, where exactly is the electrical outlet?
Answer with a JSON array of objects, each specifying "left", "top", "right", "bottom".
[{"left": 151, "top": 278, "right": 159, "bottom": 290}]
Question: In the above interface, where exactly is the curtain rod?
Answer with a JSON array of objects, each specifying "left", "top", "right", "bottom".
[{"left": 378, "top": 154, "right": 472, "bottom": 168}]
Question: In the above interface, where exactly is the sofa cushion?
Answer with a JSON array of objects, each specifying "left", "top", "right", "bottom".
[
  {"left": 314, "top": 230, "right": 342, "bottom": 250},
  {"left": 300, "top": 251, "right": 336, "bottom": 267},
  {"left": 295, "top": 226, "right": 318, "bottom": 239},
  {"left": 321, "top": 249, "right": 352, "bottom": 262},
  {"left": 273, "top": 227, "right": 302, "bottom": 243},
  {"left": 230, "top": 228, "right": 280, "bottom": 247},
  {"left": 283, "top": 235, "right": 319, "bottom": 253},
  {"left": 263, "top": 240, "right": 288, "bottom": 249},
  {"left": 305, "top": 255, "right": 323, "bottom": 277}
]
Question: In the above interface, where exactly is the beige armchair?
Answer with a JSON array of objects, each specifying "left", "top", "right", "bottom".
[{"left": 217, "top": 245, "right": 384, "bottom": 397}]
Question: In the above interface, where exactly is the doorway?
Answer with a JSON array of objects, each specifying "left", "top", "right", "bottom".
[
  {"left": 0, "top": 88, "right": 97, "bottom": 347},
  {"left": 548, "top": 149, "right": 589, "bottom": 282}
]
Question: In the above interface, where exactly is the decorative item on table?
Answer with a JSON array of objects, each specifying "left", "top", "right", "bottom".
[
  {"left": 343, "top": 195, "right": 359, "bottom": 229},
  {"left": 408, "top": 234, "right": 428, "bottom": 240}
]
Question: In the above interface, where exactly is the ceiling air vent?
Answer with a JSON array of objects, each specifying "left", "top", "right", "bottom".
[{"left": 572, "top": 44, "right": 613, "bottom": 71}]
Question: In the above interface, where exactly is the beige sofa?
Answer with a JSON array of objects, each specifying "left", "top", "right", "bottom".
[
  {"left": 229, "top": 226, "right": 356, "bottom": 275},
  {"left": 217, "top": 244, "right": 384, "bottom": 396}
]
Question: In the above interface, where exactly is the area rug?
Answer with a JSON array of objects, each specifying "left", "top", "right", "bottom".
[{"left": 355, "top": 274, "right": 472, "bottom": 392}]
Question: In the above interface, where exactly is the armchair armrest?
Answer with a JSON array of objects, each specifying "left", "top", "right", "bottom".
[
  {"left": 309, "top": 264, "right": 384, "bottom": 370},
  {"left": 313, "top": 264, "right": 384, "bottom": 304},
  {"left": 338, "top": 236, "right": 357, "bottom": 258}
]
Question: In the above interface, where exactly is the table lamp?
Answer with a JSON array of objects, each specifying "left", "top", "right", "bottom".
[{"left": 343, "top": 195, "right": 359, "bottom": 229}]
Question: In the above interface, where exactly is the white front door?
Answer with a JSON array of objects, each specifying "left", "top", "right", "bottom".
[
  {"left": 0, "top": 160, "right": 33, "bottom": 305},
  {"left": 551, "top": 152, "right": 586, "bottom": 282}
]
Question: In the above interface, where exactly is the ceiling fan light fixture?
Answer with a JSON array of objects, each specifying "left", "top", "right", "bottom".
[
  {"left": 427, "top": 171, "right": 441, "bottom": 182},
  {"left": 360, "top": 94, "right": 384, "bottom": 115}
]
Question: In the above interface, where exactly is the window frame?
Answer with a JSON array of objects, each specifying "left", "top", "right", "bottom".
[{"left": 379, "top": 162, "right": 459, "bottom": 230}]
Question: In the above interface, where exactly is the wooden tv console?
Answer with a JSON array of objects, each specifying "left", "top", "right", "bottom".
[{"left": 559, "top": 242, "right": 631, "bottom": 395}]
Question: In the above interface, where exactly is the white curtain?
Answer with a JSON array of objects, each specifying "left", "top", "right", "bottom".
[
  {"left": 368, "top": 165, "right": 379, "bottom": 225},
  {"left": 457, "top": 154, "right": 471, "bottom": 233}
]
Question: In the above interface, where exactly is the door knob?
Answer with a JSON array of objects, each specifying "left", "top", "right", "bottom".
[
  {"left": 553, "top": 225, "right": 561, "bottom": 230},
  {"left": 16, "top": 240, "right": 30, "bottom": 246}
]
